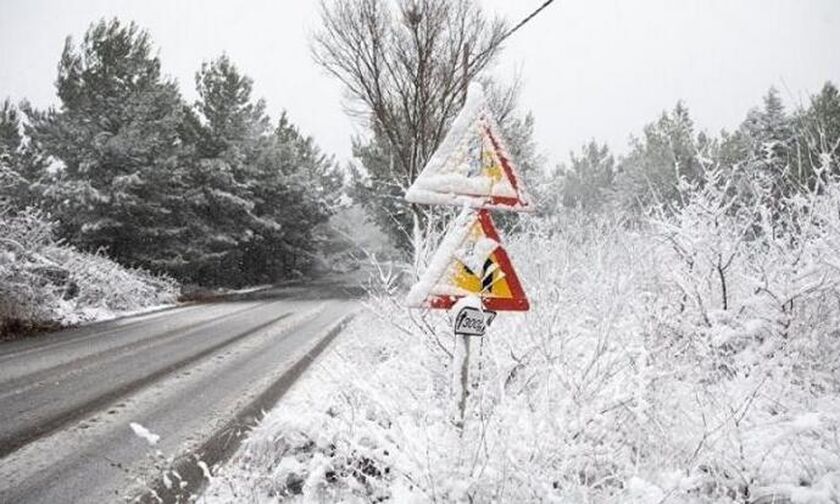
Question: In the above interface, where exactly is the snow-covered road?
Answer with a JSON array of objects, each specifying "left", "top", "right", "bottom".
[{"left": 0, "top": 282, "right": 359, "bottom": 503}]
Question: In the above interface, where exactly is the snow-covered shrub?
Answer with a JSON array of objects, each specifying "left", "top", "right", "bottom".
[
  {"left": 0, "top": 206, "right": 179, "bottom": 336},
  {"left": 205, "top": 166, "right": 840, "bottom": 503},
  {"left": 0, "top": 206, "right": 65, "bottom": 329}
]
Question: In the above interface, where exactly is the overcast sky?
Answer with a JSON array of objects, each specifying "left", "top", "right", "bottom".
[{"left": 1, "top": 0, "right": 838, "bottom": 168}]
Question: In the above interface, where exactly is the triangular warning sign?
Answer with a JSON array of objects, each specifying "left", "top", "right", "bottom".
[
  {"left": 406, "top": 209, "right": 529, "bottom": 311},
  {"left": 405, "top": 84, "right": 533, "bottom": 212}
]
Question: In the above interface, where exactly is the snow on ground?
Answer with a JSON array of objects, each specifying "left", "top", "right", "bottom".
[
  {"left": 93, "top": 303, "right": 179, "bottom": 326},
  {"left": 201, "top": 300, "right": 840, "bottom": 502},
  {"left": 0, "top": 207, "right": 179, "bottom": 337},
  {"left": 60, "top": 303, "right": 178, "bottom": 328},
  {"left": 129, "top": 422, "right": 161, "bottom": 446},
  {"left": 227, "top": 285, "right": 274, "bottom": 295},
  {"left": 202, "top": 170, "right": 840, "bottom": 503}
]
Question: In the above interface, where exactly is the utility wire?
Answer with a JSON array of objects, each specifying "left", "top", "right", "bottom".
[
  {"left": 466, "top": 0, "right": 557, "bottom": 75},
  {"left": 500, "top": 0, "right": 556, "bottom": 44}
]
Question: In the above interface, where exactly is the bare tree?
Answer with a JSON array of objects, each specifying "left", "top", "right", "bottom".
[{"left": 312, "top": 0, "right": 508, "bottom": 250}]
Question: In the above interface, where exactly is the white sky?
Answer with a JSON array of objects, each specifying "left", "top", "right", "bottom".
[{"left": 1, "top": 0, "right": 838, "bottom": 168}]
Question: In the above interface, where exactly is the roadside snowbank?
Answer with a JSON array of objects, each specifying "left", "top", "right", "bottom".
[{"left": 0, "top": 207, "right": 179, "bottom": 338}]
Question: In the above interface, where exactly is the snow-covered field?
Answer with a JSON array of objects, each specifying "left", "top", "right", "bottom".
[{"left": 203, "top": 169, "right": 840, "bottom": 503}]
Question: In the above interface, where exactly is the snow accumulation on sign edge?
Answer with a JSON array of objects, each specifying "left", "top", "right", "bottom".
[
  {"left": 405, "top": 84, "right": 534, "bottom": 212},
  {"left": 405, "top": 208, "right": 529, "bottom": 311}
]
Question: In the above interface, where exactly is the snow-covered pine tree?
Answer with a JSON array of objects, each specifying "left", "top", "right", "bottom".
[
  {"left": 739, "top": 88, "right": 796, "bottom": 206},
  {"left": 557, "top": 140, "right": 616, "bottom": 212},
  {"left": 0, "top": 99, "right": 23, "bottom": 200},
  {"left": 189, "top": 56, "right": 339, "bottom": 285},
  {"left": 185, "top": 54, "right": 269, "bottom": 285},
  {"left": 23, "top": 19, "right": 193, "bottom": 274},
  {"left": 0, "top": 99, "right": 21, "bottom": 157},
  {"left": 795, "top": 81, "right": 840, "bottom": 186},
  {"left": 242, "top": 113, "right": 340, "bottom": 282},
  {"left": 613, "top": 102, "right": 702, "bottom": 214},
  {"left": 742, "top": 88, "right": 794, "bottom": 165},
  {"left": 0, "top": 98, "right": 47, "bottom": 211}
]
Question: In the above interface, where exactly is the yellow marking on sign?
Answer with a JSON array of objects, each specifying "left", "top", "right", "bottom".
[
  {"left": 452, "top": 263, "right": 482, "bottom": 293},
  {"left": 486, "top": 252, "right": 512, "bottom": 298},
  {"left": 481, "top": 135, "right": 504, "bottom": 183},
  {"left": 448, "top": 221, "right": 515, "bottom": 299},
  {"left": 450, "top": 253, "right": 514, "bottom": 298}
]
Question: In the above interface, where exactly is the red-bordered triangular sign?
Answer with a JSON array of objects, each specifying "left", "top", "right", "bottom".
[
  {"left": 405, "top": 209, "right": 529, "bottom": 311},
  {"left": 405, "top": 84, "right": 533, "bottom": 212}
]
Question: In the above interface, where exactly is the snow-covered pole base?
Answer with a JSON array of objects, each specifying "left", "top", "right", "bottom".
[{"left": 450, "top": 330, "right": 470, "bottom": 431}]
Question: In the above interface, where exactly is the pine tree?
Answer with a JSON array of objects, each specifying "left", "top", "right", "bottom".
[
  {"left": 558, "top": 141, "right": 615, "bottom": 211},
  {"left": 188, "top": 55, "right": 290, "bottom": 285},
  {"left": 741, "top": 88, "right": 794, "bottom": 173},
  {"left": 195, "top": 55, "right": 270, "bottom": 158},
  {"left": 0, "top": 99, "right": 47, "bottom": 210},
  {"left": 0, "top": 99, "right": 23, "bottom": 197},
  {"left": 732, "top": 87, "right": 797, "bottom": 214},
  {"left": 796, "top": 82, "right": 840, "bottom": 184},
  {"left": 349, "top": 129, "right": 414, "bottom": 251},
  {"left": 242, "top": 114, "right": 339, "bottom": 281},
  {"left": 190, "top": 56, "right": 339, "bottom": 285},
  {"left": 614, "top": 102, "right": 701, "bottom": 213},
  {"left": 23, "top": 19, "right": 194, "bottom": 273},
  {"left": 0, "top": 99, "right": 21, "bottom": 157}
]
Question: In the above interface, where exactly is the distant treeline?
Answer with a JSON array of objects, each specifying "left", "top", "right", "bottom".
[
  {"left": 548, "top": 83, "right": 840, "bottom": 218},
  {"left": 0, "top": 18, "right": 340, "bottom": 287}
]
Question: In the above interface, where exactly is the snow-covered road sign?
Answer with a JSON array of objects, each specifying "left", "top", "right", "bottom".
[
  {"left": 405, "top": 209, "right": 529, "bottom": 311},
  {"left": 405, "top": 84, "right": 533, "bottom": 212}
]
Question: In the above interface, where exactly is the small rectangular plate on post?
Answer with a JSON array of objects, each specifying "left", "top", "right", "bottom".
[{"left": 454, "top": 306, "right": 497, "bottom": 336}]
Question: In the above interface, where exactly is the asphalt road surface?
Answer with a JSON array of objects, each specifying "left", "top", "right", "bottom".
[{"left": 0, "top": 281, "right": 360, "bottom": 503}]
